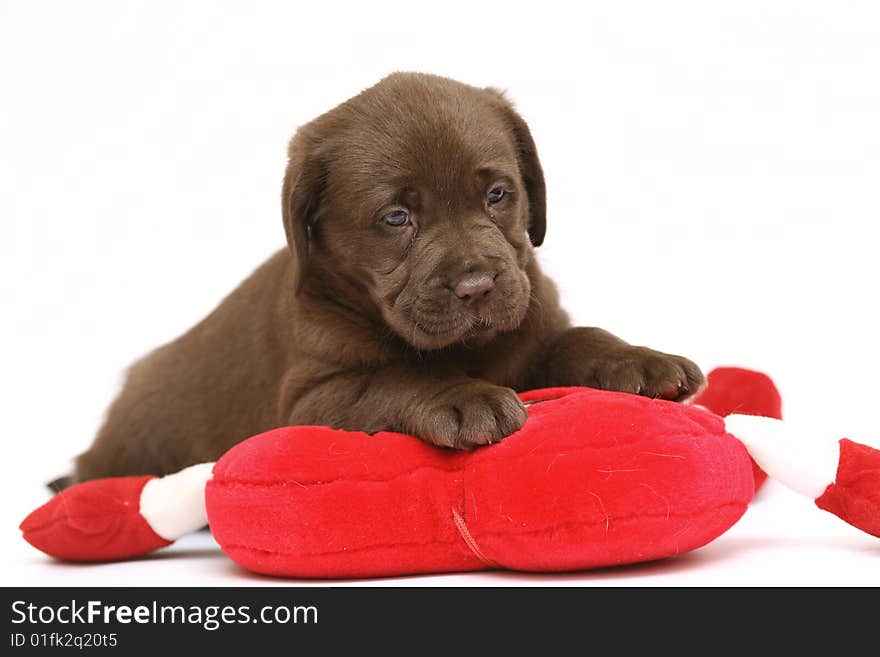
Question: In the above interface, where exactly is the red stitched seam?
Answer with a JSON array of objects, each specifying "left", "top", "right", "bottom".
[{"left": 218, "top": 502, "right": 747, "bottom": 560}]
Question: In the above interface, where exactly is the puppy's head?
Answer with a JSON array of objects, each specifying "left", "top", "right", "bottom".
[{"left": 282, "top": 72, "right": 546, "bottom": 350}]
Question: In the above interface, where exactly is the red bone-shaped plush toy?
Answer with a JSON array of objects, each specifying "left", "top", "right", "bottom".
[{"left": 20, "top": 368, "right": 879, "bottom": 578}]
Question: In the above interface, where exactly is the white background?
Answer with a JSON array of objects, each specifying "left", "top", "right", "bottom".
[{"left": 2, "top": 1, "right": 879, "bottom": 586}]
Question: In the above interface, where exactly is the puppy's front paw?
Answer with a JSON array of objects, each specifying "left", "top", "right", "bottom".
[
  {"left": 594, "top": 347, "right": 705, "bottom": 401},
  {"left": 423, "top": 382, "right": 528, "bottom": 450}
]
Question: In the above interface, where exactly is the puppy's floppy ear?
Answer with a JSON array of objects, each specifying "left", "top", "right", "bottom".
[
  {"left": 487, "top": 89, "right": 547, "bottom": 247},
  {"left": 281, "top": 131, "right": 326, "bottom": 292}
]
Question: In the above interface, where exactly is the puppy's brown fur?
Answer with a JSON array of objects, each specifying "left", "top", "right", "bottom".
[{"left": 71, "top": 73, "right": 704, "bottom": 483}]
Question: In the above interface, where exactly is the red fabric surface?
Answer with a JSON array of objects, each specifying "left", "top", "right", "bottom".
[
  {"left": 19, "top": 475, "right": 171, "bottom": 562},
  {"left": 208, "top": 387, "right": 755, "bottom": 578},
  {"left": 691, "top": 367, "right": 783, "bottom": 489},
  {"left": 815, "top": 439, "right": 880, "bottom": 537}
]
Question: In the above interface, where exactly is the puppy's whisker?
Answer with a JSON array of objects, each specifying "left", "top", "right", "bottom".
[{"left": 410, "top": 317, "right": 422, "bottom": 356}]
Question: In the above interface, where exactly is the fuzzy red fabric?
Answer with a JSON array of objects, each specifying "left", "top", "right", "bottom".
[
  {"left": 207, "top": 387, "right": 755, "bottom": 578},
  {"left": 20, "top": 475, "right": 171, "bottom": 562},
  {"left": 815, "top": 439, "right": 880, "bottom": 538},
  {"left": 691, "top": 367, "right": 783, "bottom": 489}
]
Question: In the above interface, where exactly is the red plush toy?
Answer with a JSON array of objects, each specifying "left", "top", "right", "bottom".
[{"left": 20, "top": 367, "right": 879, "bottom": 578}]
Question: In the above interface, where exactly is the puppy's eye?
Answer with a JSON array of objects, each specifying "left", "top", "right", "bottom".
[
  {"left": 487, "top": 186, "right": 506, "bottom": 204},
  {"left": 383, "top": 210, "right": 410, "bottom": 227}
]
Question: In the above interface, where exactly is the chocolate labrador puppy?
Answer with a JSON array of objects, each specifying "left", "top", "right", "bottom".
[{"left": 67, "top": 72, "right": 704, "bottom": 485}]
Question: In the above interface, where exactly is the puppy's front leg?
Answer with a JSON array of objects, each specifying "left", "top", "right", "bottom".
[
  {"left": 283, "top": 366, "right": 528, "bottom": 450},
  {"left": 530, "top": 327, "right": 705, "bottom": 401}
]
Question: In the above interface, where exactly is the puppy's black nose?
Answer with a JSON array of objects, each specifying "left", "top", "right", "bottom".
[{"left": 453, "top": 274, "right": 495, "bottom": 306}]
